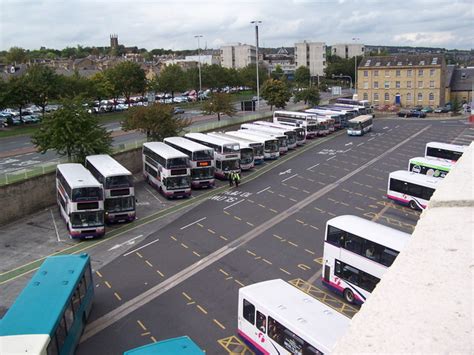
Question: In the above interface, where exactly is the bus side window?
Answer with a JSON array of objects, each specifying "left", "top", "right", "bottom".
[
  {"left": 256, "top": 311, "right": 267, "bottom": 333},
  {"left": 243, "top": 299, "right": 255, "bottom": 325},
  {"left": 327, "top": 226, "right": 345, "bottom": 247}
]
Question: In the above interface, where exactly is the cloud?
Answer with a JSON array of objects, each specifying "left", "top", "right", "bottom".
[{"left": 393, "top": 32, "right": 457, "bottom": 46}]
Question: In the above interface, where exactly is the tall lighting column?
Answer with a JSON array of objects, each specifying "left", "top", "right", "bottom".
[
  {"left": 251, "top": 20, "right": 262, "bottom": 110},
  {"left": 352, "top": 37, "right": 360, "bottom": 96},
  {"left": 195, "top": 35, "right": 203, "bottom": 100}
]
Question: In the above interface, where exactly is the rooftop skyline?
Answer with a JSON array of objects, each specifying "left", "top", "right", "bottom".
[{"left": 1, "top": 0, "right": 473, "bottom": 51}]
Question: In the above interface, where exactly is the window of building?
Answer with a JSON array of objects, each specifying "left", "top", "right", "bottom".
[
  {"left": 430, "top": 68, "right": 435, "bottom": 77},
  {"left": 363, "top": 81, "right": 369, "bottom": 89},
  {"left": 384, "top": 81, "right": 390, "bottom": 89},
  {"left": 374, "top": 70, "right": 379, "bottom": 77},
  {"left": 407, "top": 92, "right": 412, "bottom": 101},
  {"left": 374, "top": 93, "right": 379, "bottom": 101},
  {"left": 396, "top": 81, "right": 400, "bottom": 88},
  {"left": 418, "top": 69, "right": 423, "bottom": 76},
  {"left": 407, "top": 81, "right": 412, "bottom": 89},
  {"left": 418, "top": 81, "right": 423, "bottom": 88},
  {"left": 385, "top": 70, "right": 390, "bottom": 77},
  {"left": 429, "top": 80, "right": 435, "bottom": 88},
  {"left": 384, "top": 93, "right": 390, "bottom": 101},
  {"left": 396, "top": 69, "right": 401, "bottom": 77},
  {"left": 363, "top": 92, "right": 368, "bottom": 100},
  {"left": 374, "top": 81, "right": 379, "bottom": 89},
  {"left": 363, "top": 70, "right": 368, "bottom": 77},
  {"left": 429, "top": 93, "right": 435, "bottom": 101},
  {"left": 418, "top": 93, "right": 423, "bottom": 101},
  {"left": 407, "top": 69, "right": 412, "bottom": 77}
]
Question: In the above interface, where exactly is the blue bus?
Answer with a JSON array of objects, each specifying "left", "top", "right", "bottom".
[
  {"left": 124, "top": 336, "right": 204, "bottom": 355},
  {"left": 0, "top": 254, "right": 94, "bottom": 355}
]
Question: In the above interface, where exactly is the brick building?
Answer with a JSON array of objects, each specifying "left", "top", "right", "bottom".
[{"left": 357, "top": 54, "right": 446, "bottom": 108}]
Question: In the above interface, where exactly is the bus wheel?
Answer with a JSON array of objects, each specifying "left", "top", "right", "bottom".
[
  {"left": 409, "top": 200, "right": 418, "bottom": 210},
  {"left": 343, "top": 288, "right": 355, "bottom": 304}
]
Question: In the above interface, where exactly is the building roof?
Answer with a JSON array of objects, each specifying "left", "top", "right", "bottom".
[
  {"left": 450, "top": 67, "right": 474, "bottom": 92},
  {"left": 359, "top": 54, "right": 444, "bottom": 68},
  {"left": 445, "top": 64, "right": 456, "bottom": 88}
]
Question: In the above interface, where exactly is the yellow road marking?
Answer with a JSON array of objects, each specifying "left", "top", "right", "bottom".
[
  {"left": 246, "top": 250, "right": 256, "bottom": 256},
  {"left": 247, "top": 199, "right": 254, "bottom": 203},
  {"left": 114, "top": 292, "right": 122, "bottom": 301},
  {"left": 314, "top": 257, "right": 324, "bottom": 264},
  {"left": 279, "top": 268, "right": 291, "bottom": 275},
  {"left": 296, "top": 219, "right": 305, "bottom": 224},
  {"left": 355, "top": 207, "right": 365, "bottom": 211},
  {"left": 327, "top": 212, "right": 337, "bottom": 217},
  {"left": 340, "top": 202, "right": 349, "bottom": 206},
  {"left": 290, "top": 186, "right": 299, "bottom": 190},
  {"left": 314, "top": 207, "right": 324, "bottom": 212},
  {"left": 141, "top": 331, "right": 151, "bottom": 336},
  {"left": 219, "top": 235, "right": 228, "bottom": 241},
  {"left": 290, "top": 198, "right": 297, "bottom": 202},
  {"left": 310, "top": 225, "right": 319, "bottom": 230},
  {"left": 328, "top": 197, "right": 337, "bottom": 202},
  {"left": 197, "top": 305, "right": 208, "bottom": 314},
  {"left": 297, "top": 264, "right": 311, "bottom": 271},
  {"left": 234, "top": 279, "right": 245, "bottom": 287},
  {"left": 219, "top": 268, "right": 229, "bottom": 276},
  {"left": 193, "top": 251, "right": 201, "bottom": 257},
  {"left": 234, "top": 216, "right": 242, "bottom": 221},
  {"left": 170, "top": 236, "right": 177, "bottom": 241},
  {"left": 267, "top": 189, "right": 274, "bottom": 194},
  {"left": 262, "top": 258, "right": 272, "bottom": 265},
  {"left": 95, "top": 271, "right": 103, "bottom": 278},
  {"left": 213, "top": 319, "right": 226, "bottom": 330},
  {"left": 223, "top": 210, "right": 230, "bottom": 215},
  {"left": 288, "top": 241, "right": 298, "bottom": 247},
  {"left": 226, "top": 276, "right": 233, "bottom": 280},
  {"left": 137, "top": 320, "right": 147, "bottom": 331},
  {"left": 150, "top": 336, "right": 157, "bottom": 343},
  {"left": 197, "top": 223, "right": 204, "bottom": 228},
  {"left": 246, "top": 222, "right": 254, "bottom": 227},
  {"left": 208, "top": 228, "right": 216, "bottom": 234},
  {"left": 258, "top": 203, "right": 266, "bottom": 208},
  {"left": 187, "top": 301, "right": 196, "bottom": 305},
  {"left": 273, "top": 234, "right": 283, "bottom": 240},
  {"left": 104, "top": 281, "right": 112, "bottom": 289},
  {"left": 307, "top": 178, "right": 315, "bottom": 182},
  {"left": 303, "top": 189, "right": 311, "bottom": 194},
  {"left": 181, "top": 243, "right": 189, "bottom": 249},
  {"left": 182, "top": 292, "right": 192, "bottom": 301},
  {"left": 156, "top": 270, "right": 164, "bottom": 277},
  {"left": 145, "top": 260, "right": 153, "bottom": 268},
  {"left": 305, "top": 249, "right": 315, "bottom": 255},
  {"left": 269, "top": 208, "right": 278, "bottom": 213},
  {"left": 278, "top": 194, "right": 286, "bottom": 198},
  {"left": 135, "top": 252, "right": 143, "bottom": 258}
]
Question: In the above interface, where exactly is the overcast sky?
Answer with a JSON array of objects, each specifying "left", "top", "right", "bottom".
[{"left": 1, "top": 0, "right": 473, "bottom": 51}]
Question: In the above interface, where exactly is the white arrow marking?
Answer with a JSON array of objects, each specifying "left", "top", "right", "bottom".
[
  {"left": 345, "top": 142, "right": 353, "bottom": 146},
  {"left": 278, "top": 169, "right": 292, "bottom": 176},
  {"left": 108, "top": 234, "right": 144, "bottom": 251}
]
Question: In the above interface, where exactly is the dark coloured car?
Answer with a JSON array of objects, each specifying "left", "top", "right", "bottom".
[
  {"left": 173, "top": 107, "right": 185, "bottom": 115},
  {"left": 434, "top": 106, "right": 451, "bottom": 113},
  {"left": 398, "top": 109, "right": 426, "bottom": 118}
]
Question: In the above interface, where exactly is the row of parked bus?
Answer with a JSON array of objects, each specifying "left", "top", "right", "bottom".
[{"left": 387, "top": 141, "right": 466, "bottom": 210}]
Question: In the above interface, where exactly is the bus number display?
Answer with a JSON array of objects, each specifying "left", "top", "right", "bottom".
[{"left": 197, "top": 161, "right": 210, "bottom": 167}]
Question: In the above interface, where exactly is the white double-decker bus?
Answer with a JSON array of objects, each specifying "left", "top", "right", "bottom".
[
  {"left": 322, "top": 215, "right": 410, "bottom": 304},
  {"left": 56, "top": 163, "right": 105, "bottom": 238},
  {"left": 207, "top": 132, "right": 258, "bottom": 169},
  {"left": 238, "top": 279, "right": 350, "bottom": 354},
  {"left": 226, "top": 130, "right": 280, "bottom": 160},
  {"left": 425, "top": 141, "right": 466, "bottom": 162},
  {"left": 308, "top": 112, "right": 335, "bottom": 133},
  {"left": 184, "top": 133, "right": 240, "bottom": 179},
  {"left": 305, "top": 108, "right": 344, "bottom": 130},
  {"left": 143, "top": 142, "right": 191, "bottom": 198},
  {"left": 387, "top": 170, "right": 440, "bottom": 210},
  {"left": 346, "top": 115, "right": 373, "bottom": 136},
  {"left": 241, "top": 123, "right": 294, "bottom": 151},
  {"left": 163, "top": 136, "right": 215, "bottom": 189},
  {"left": 273, "top": 110, "right": 321, "bottom": 138},
  {"left": 85, "top": 154, "right": 135, "bottom": 223},
  {"left": 253, "top": 120, "right": 306, "bottom": 146},
  {"left": 408, "top": 156, "right": 454, "bottom": 178}
]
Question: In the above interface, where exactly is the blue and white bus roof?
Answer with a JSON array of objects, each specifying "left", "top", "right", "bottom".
[
  {"left": 326, "top": 215, "right": 411, "bottom": 252},
  {"left": 0, "top": 254, "right": 90, "bottom": 337},
  {"left": 389, "top": 170, "right": 441, "bottom": 189},
  {"left": 123, "top": 336, "right": 204, "bottom": 355},
  {"left": 409, "top": 156, "right": 454, "bottom": 169},
  {"left": 143, "top": 142, "right": 189, "bottom": 160},
  {"left": 163, "top": 136, "right": 214, "bottom": 154},
  {"left": 57, "top": 163, "right": 102, "bottom": 189},
  {"left": 426, "top": 141, "right": 467, "bottom": 153},
  {"left": 86, "top": 154, "right": 132, "bottom": 177},
  {"left": 184, "top": 132, "right": 240, "bottom": 149},
  {"left": 348, "top": 115, "right": 373, "bottom": 124},
  {"left": 239, "top": 279, "right": 350, "bottom": 353}
]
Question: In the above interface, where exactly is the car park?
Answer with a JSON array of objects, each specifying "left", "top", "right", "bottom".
[{"left": 434, "top": 106, "right": 451, "bottom": 113}]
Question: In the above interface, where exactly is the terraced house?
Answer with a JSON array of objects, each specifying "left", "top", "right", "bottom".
[{"left": 357, "top": 54, "right": 446, "bottom": 108}]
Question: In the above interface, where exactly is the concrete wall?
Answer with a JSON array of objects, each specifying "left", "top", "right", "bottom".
[
  {"left": 333, "top": 142, "right": 473, "bottom": 354},
  {"left": 0, "top": 149, "right": 142, "bottom": 226}
]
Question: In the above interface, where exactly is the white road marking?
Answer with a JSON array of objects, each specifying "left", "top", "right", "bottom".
[
  {"left": 281, "top": 173, "right": 298, "bottom": 182},
  {"left": 50, "top": 209, "right": 61, "bottom": 242},
  {"left": 306, "top": 163, "right": 320, "bottom": 171},
  {"left": 223, "top": 199, "right": 245, "bottom": 210},
  {"left": 278, "top": 169, "right": 292, "bottom": 176},
  {"left": 326, "top": 156, "right": 336, "bottom": 161},
  {"left": 345, "top": 142, "right": 353, "bottom": 146},
  {"left": 180, "top": 217, "right": 207, "bottom": 230},
  {"left": 145, "top": 187, "right": 165, "bottom": 204},
  {"left": 108, "top": 235, "right": 144, "bottom": 251},
  {"left": 256, "top": 186, "right": 271, "bottom": 194},
  {"left": 368, "top": 137, "right": 375, "bottom": 141},
  {"left": 357, "top": 142, "right": 365, "bottom": 147},
  {"left": 123, "top": 238, "right": 160, "bottom": 257}
]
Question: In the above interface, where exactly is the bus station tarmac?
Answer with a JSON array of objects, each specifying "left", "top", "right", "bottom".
[{"left": 0, "top": 116, "right": 472, "bottom": 354}]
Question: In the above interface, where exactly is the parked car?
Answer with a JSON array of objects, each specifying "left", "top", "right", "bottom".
[
  {"left": 434, "top": 106, "right": 451, "bottom": 113},
  {"left": 21, "top": 114, "right": 41, "bottom": 124},
  {"left": 397, "top": 109, "right": 426, "bottom": 118},
  {"left": 421, "top": 107, "right": 433, "bottom": 113},
  {"left": 173, "top": 107, "right": 185, "bottom": 115}
]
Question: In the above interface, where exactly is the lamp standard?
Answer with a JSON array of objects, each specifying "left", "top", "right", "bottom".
[
  {"left": 332, "top": 74, "right": 352, "bottom": 92},
  {"left": 194, "top": 35, "right": 203, "bottom": 100},
  {"left": 352, "top": 37, "right": 360, "bottom": 96},
  {"left": 251, "top": 20, "right": 262, "bottom": 110}
]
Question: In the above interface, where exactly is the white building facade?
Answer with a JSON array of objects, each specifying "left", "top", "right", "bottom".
[
  {"left": 332, "top": 43, "right": 365, "bottom": 59},
  {"left": 294, "top": 41, "right": 327, "bottom": 77},
  {"left": 185, "top": 55, "right": 220, "bottom": 66},
  {"left": 220, "top": 43, "right": 256, "bottom": 69}
]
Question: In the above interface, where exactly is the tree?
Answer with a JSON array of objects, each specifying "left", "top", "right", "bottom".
[
  {"left": 32, "top": 99, "right": 112, "bottom": 162},
  {"left": 25, "top": 65, "right": 60, "bottom": 116},
  {"left": 156, "top": 64, "right": 187, "bottom": 99},
  {"left": 201, "top": 93, "right": 237, "bottom": 121},
  {"left": 106, "top": 61, "right": 146, "bottom": 107},
  {"left": 260, "top": 79, "right": 292, "bottom": 111},
  {"left": 293, "top": 86, "right": 320, "bottom": 106},
  {"left": 294, "top": 66, "right": 311, "bottom": 88},
  {"left": 6, "top": 47, "right": 27, "bottom": 64},
  {"left": 122, "top": 103, "right": 191, "bottom": 141},
  {"left": 238, "top": 64, "right": 269, "bottom": 90},
  {"left": 270, "top": 65, "right": 286, "bottom": 81},
  {"left": 3, "top": 76, "right": 31, "bottom": 119}
]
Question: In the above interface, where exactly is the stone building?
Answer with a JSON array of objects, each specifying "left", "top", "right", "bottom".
[
  {"left": 294, "top": 41, "right": 326, "bottom": 76},
  {"left": 220, "top": 43, "right": 256, "bottom": 69}
]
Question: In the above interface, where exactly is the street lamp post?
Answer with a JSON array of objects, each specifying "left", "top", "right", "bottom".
[
  {"left": 352, "top": 37, "right": 360, "bottom": 97},
  {"left": 194, "top": 35, "right": 203, "bottom": 101},
  {"left": 251, "top": 20, "right": 262, "bottom": 110},
  {"left": 332, "top": 74, "right": 352, "bottom": 92}
]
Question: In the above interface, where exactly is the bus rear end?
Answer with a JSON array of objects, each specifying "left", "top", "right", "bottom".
[
  {"left": 104, "top": 176, "right": 136, "bottom": 223},
  {"left": 68, "top": 190, "right": 105, "bottom": 238}
]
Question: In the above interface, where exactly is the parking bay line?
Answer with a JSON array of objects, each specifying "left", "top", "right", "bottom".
[
  {"left": 122, "top": 239, "right": 160, "bottom": 257},
  {"left": 281, "top": 173, "right": 298, "bottom": 182},
  {"left": 180, "top": 217, "right": 207, "bottom": 230},
  {"left": 223, "top": 199, "right": 245, "bottom": 210},
  {"left": 81, "top": 125, "right": 431, "bottom": 342}
]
